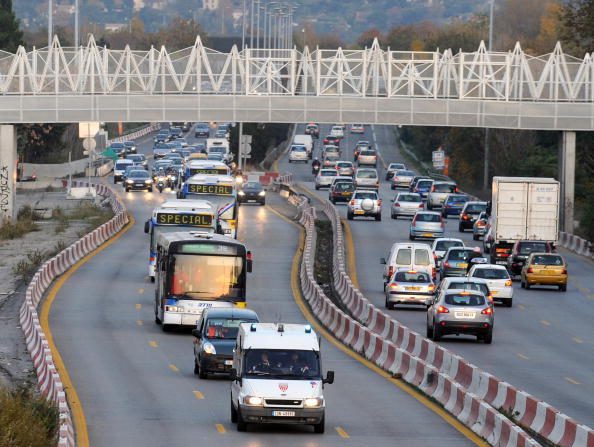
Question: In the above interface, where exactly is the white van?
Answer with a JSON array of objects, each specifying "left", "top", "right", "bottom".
[
  {"left": 230, "top": 323, "right": 334, "bottom": 433},
  {"left": 293, "top": 134, "right": 314, "bottom": 159},
  {"left": 381, "top": 242, "right": 435, "bottom": 285},
  {"left": 113, "top": 158, "right": 135, "bottom": 184},
  {"left": 289, "top": 145, "right": 309, "bottom": 163}
]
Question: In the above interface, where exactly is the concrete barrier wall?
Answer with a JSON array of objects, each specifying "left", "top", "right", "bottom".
[{"left": 22, "top": 158, "right": 89, "bottom": 178}]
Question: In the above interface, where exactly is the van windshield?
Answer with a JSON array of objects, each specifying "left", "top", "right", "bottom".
[{"left": 244, "top": 349, "right": 321, "bottom": 379}]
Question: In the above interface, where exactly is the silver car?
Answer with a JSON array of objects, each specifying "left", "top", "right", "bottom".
[
  {"left": 384, "top": 268, "right": 435, "bottom": 309},
  {"left": 354, "top": 168, "right": 379, "bottom": 189},
  {"left": 385, "top": 163, "right": 407, "bottom": 180},
  {"left": 426, "top": 290, "right": 494, "bottom": 343},
  {"left": 391, "top": 170, "right": 415, "bottom": 189},
  {"left": 409, "top": 211, "right": 444, "bottom": 240},
  {"left": 357, "top": 149, "right": 378, "bottom": 167},
  {"left": 323, "top": 152, "right": 340, "bottom": 168},
  {"left": 315, "top": 168, "right": 338, "bottom": 189},
  {"left": 336, "top": 161, "right": 354, "bottom": 177},
  {"left": 427, "top": 181, "right": 458, "bottom": 210},
  {"left": 347, "top": 189, "right": 382, "bottom": 221},
  {"left": 390, "top": 192, "right": 424, "bottom": 219}
]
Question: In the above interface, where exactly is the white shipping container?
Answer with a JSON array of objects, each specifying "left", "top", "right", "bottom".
[{"left": 492, "top": 177, "right": 559, "bottom": 243}]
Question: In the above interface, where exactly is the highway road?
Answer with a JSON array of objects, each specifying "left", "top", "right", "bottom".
[
  {"left": 278, "top": 123, "right": 594, "bottom": 427},
  {"left": 48, "top": 128, "right": 476, "bottom": 446}
]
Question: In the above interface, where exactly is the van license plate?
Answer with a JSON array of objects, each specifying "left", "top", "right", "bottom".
[{"left": 272, "top": 411, "right": 295, "bottom": 417}]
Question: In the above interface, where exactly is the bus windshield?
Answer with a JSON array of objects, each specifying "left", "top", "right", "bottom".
[{"left": 170, "top": 254, "right": 244, "bottom": 300}]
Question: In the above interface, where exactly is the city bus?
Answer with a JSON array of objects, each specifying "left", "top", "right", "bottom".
[
  {"left": 184, "top": 160, "right": 231, "bottom": 180},
  {"left": 154, "top": 231, "right": 252, "bottom": 330},
  {"left": 180, "top": 174, "right": 239, "bottom": 238},
  {"left": 144, "top": 200, "right": 219, "bottom": 282}
]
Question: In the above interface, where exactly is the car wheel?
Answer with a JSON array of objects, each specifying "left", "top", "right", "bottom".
[
  {"left": 473, "top": 234, "right": 479, "bottom": 241},
  {"left": 375, "top": 213, "right": 381, "bottom": 221},
  {"left": 330, "top": 198, "right": 335, "bottom": 204},
  {"left": 427, "top": 203, "right": 432, "bottom": 210},
  {"left": 288, "top": 160, "right": 292, "bottom": 163},
  {"left": 261, "top": 201, "right": 266, "bottom": 206},
  {"left": 391, "top": 213, "right": 396, "bottom": 220},
  {"left": 237, "top": 409, "right": 247, "bottom": 432},
  {"left": 520, "top": 278, "right": 525, "bottom": 288},
  {"left": 161, "top": 324, "right": 171, "bottom": 332},
  {"left": 231, "top": 401, "right": 238, "bottom": 423},
  {"left": 458, "top": 224, "right": 464, "bottom": 232},
  {"left": 559, "top": 284, "right": 567, "bottom": 292},
  {"left": 125, "top": 188, "right": 130, "bottom": 192},
  {"left": 198, "top": 361, "right": 208, "bottom": 379},
  {"left": 525, "top": 280, "right": 531, "bottom": 290},
  {"left": 432, "top": 322, "right": 441, "bottom": 341},
  {"left": 391, "top": 185, "right": 395, "bottom": 190},
  {"left": 409, "top": 234, "right": 415, "bottom": 240},
  {"left": 315, "top": 185, "right": 320, "bottom": 190},
  {"left": 313, "top": 417, "right": 325, "bottom": 434},
  {"left": 150, "top": 276, "right": 155, "bottom": 283},
  {"left": 154, "top": 309, "right": 162, "bottom": 325},
  {"left": 148, "top": 187, "right": 153, "bottom": 192},
  {"left": 426, "top": 323, "right": 433, "bottom": 339},
  {"left": 347, "top": 211, "right": 353, "bottom": 220},
  {"left": 194, "top": 360, "right": 199, "bottom": 375},
  {"left": 483, "top": 330, "right": 493, "bottom": 344},
  {"left": 504, "top": 298, "right": 513, "bottom": 307}
]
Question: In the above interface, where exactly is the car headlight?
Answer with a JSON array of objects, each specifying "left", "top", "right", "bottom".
[
  {"left": 165, "top": 305, "right": 182, "bottom": 312},
  {"left": 238, "top": 191, "right": 245, "bottom": 196},
  {"left": 243, "top": 396, "right": 263, "bottom": 406},
  {"left": 145, "top": 179, "right": 152, "bottom": 184},
  {"left": 258, "top": 191, "right": 266, "bottom": 196},
  {"left": 203, "top": 342, "right": 216, "bottom": 355},
  {"left": 304, "top": 397, "right": 324, "bottom": 408},
  {"left": 126, "top": 179, "right": 133, "bottom": 184}
]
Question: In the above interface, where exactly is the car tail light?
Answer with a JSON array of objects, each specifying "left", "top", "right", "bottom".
[
  {"left": 477, "top": 221, "right": 485, "bottom": 227},
  {"left": 431, "top": 186, "right": 436, "bottom": 192},
  {"left": 394, "top": 202, "right": 400, "bottom": 207},
  {"left": 389, "top": 283, "right": 399, "bottom": 289},
  {"left": 462, "top": 214, "right": 470, "bottom": 220},
  {"left": 419, "top": 203, "right": 424, "bottom": 208},
  {"left": 437, "top": 305, "right": 449, "bottom": 314},
  {"left": 527, "top": 267, "right": 533, "bottom": 273},
  {"left": 377, "top": 199, "right": 382, "bottom": 206},
  {"left": 388, "top": 266, "right": 394, "bottom": 279},
  {"left": 443, "top": 262, "right": 451, "bottom": 268},
  {"left": 562, "top": 268, "right": 567, "bottom": 274},
  {"left": 428, "top": 284, "right": 435, "bottom": 292},
  {"left": 481, "top": 307, "right": 493, "bottom": 315},
  {"left": 350, "top": 200, "right": 355, "bottom": 206},
  {"left": 454, "top": 187, "right": 459, "bottom": 192},
  {"left": 505, "top": 280, "right": 512, "bottom": 287}
]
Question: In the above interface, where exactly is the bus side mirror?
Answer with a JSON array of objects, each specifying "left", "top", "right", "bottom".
[
  {"left": 144, "top": 220, "right": 150, "bottom": 234},
  {"left": 247, "top": 251, "right": 253, "bottom": 273},
  {"left": 323, "top": 370, "right": 335, "bottom": 385}
]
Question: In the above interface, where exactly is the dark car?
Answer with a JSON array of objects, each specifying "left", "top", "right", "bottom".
[
  {"left": 194, "top": 123, "right": 210, "bottom": 138},
  {"left": 154, "top": 130, "right": 170, "bottom": 143},
  {"left": 441, "top": 194, "right": 469, "bottom": 217},
  {"left": 459, "top": 201, "right": 488, "bottom": 232},
  {"left": 440, "top": 247, "right": 478, "bottom": 278},
  {"left": 507, "top": 240, "right": 555, "bottom": 276},
  {"left": 193, "top": 308, "right": 259, "bottom": 378},
  {"left": 305, "top": 122, "right": 319, "bottom": 138},
  {"left": 110, "top": 142, "right": 126, "bottom": 156},
  {"left": 181, "top": 122, "right": 191, "bottom": 132},
  {"left": 238, "top": 181, "right": 266, "bottom": 205},
  {"left": 124, "top": 170, "right": 153, "bottom": 192},
  {"left": 126, "top": 154, "right": 148, "bottom": 169},
  {"left": 169, "top": 126, "right": 183, "bottom": 139},
  {"left": 123, "top": 141, "right": 137, "bottom": 154},
  {"left": 215, "top": 128, "right": 228, "bottom": 138},
  {"left": 409, "top": 176, "right": 432, "bottom": 193},
  {"left": 329, "top": 181, "right": 355, "bottom": 203}
]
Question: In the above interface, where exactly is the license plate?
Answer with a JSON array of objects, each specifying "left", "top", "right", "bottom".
[
  {"left": 491, "top": 291, "right": 498, "bottom": 295},
  {"left": 342, "top": 192, "right": 350, "bottom": 196},
  {"left": 422, "top": 233, "right": 433, "bottom": 237},
  {"left": 540, "top": 270, "right": 555, "bottom": 275},
  {"left": 459, "top": 263, "right": 468, "bottom": 268},
  {"left": 455, "top": 311, "right": 476, "bottom": 319},
  {"left": 272, "top": 411, "right": 295, "bottom": 417},
  {"left": 354, "top": 210, "right": 365, "bottom": 215},
  {"left": 224, "top": 360, "right": 233, "bottom": 366},
  {"left": 406, "top": 286, "right": 420, "bottom": 291}
]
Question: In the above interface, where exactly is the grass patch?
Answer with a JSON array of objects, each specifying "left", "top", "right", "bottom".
[
  {"left": 12, "top": 249, "right": 48, "bottom": 281},
  {"left": 0, "top": 386, "right": 59, "bottom": 447},
  {"left": 17, "top": 205, "right": 43, "bottom": 221},
  {"left": 69, "top": 202, "right": 113, "bottom": 225},
  {"left": 0, "top": 218, "right": 39, "bottom": 240}
]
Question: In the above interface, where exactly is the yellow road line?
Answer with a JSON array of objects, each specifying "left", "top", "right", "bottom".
[
  {"left": 138, "top": 288, "right": 145, "bottom": 294},
  {"left": 518, "top": 304, "right": 526, "bottom": 310},
  {"left": 169, "top": 364, "right": 179, "bottom": 373},
  {"left": 136, "top": 320, "right": 143, "bottom": 326},
  {"left": 193, "top": 390, "right": 205, "bottom": 400},
  {"left": 516, "top": 353, "right": 530, "bottom": 360},
  {"left": 148, "top": 341, "right": 158, "bottom": 348},
  {"left": 540, "top": 320, "right": 551, "bottom": 326},
  {"left": 40, "top": 212, "right": 135, "bottom": 447},
  {"left": 335, "top": 426, "right": 350, "bottom": 439},
  {"left": 215, "top": 423, "right": 226, "bottom": 434},
  {"left": 135, "top": 303, "right": 142, "bottom": 310},
  {"left": 565, "top": 377, "right": 581, "bottom": 385},
  {"left": 341, "top": 218, "right": 360, "bottom": 290},
  {"left": 279, "top": 210, "right": 486, "bottom": 447},
  {"left": 573, "top": 337, "right": 583, "bottom": 344}
]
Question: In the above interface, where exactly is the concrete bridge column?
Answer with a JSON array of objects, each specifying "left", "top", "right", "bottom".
[
  {"left": 558, "top": 131, "right": 576, "bottom": 234},
  {"left": 0, "top": 125, "right": 17, "bottom": 222}
]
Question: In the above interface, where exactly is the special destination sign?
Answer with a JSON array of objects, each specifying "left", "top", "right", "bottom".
[
  {"left": 187, "top": 184, "right": 233, "bottom": 195},
  {"left": 156, "top": 212, "right": 213, "bottom": 227}
]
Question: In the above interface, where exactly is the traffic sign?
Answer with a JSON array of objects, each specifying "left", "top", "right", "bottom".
[
  {"left": 83, "top": 137, "right": 97, "bottom": 152},
  {"left": 432, "top": 148, "right": 445, "bottom": 169},
  {"left": 241, "top": 142, "right": 252, "bottom": 155},
  {"left": 79, "top": 122, "right": 100, "bottom": 138},
  {"left": 241, "top": 135, "right": 252, "bottom": 144}
]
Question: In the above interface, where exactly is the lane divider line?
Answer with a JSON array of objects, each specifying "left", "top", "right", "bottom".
[
  {"left": 335, "top": 426, "right": 350, "bottom": 439},
  {"left": 193, "top": 390, "right": 204, "bottom": 400},
  {"left": 136, "top": 320, "right": 143, "bottom": 326},
  {"left": 540, "top": 319, "right": 551, "bottom": 326},
  {"left": 135, "top": 303, "right": 142, "bottom": 310},
  {"left": 516, "top": 353, "right": 530, "bottom": 360},
  {"left": 148, "top": 341, "right": 158, "bottom": 348},
  {"left": 169, "top": 364, "right": 179, "bottom": 373},
  {"left": 565, "top": 377, "right": 581, "bottom": 385},
  {"left": 267, "top": 205, "right": 487, "bottom": 447},
  {"left": 215, "top": 423, "right": 226, "bottom": 434}
]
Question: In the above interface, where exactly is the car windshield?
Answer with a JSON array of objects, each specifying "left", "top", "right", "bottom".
[
  {"left": 354, "top": 192, "right": 377, "bottom": 200},
  {"left": 532, "top": 255, "right": 564, "bottom": 266},
  {"left": 130, "top": 171, "right": 149, "bottom": 178},
  {"left": 448, "top": 283, "right": 489, "bottom": 295},
  {"left": 115, "top": 162, "right": 132, "bottom": 170},
  {"left": 397, "top": 194, "right": 420, "bottom": 202},
  {"left": 360, "top": 150, "right": 376, "bottom": 156},
  {"left": 417, "top": 180, "right": 433, "bottom": 188},
  {"left": 447, "top": 249, "right": 474, "bottom": 261},
  {"left": 325, "top": 147, "right": 339, "bottom": 153},
  {"left": 292, "top": 146, "right": 306, "bottom": 152},
  {"left": 435, "top": 240, "right": 463, "bottom": 251},
  {"left": 321, "top": 171, "right": 337, "bottom": 177},
  {"left": 244, "top": 349, "right": 321, "bottom": 379},
  {"left": 466, "top": 204, "right": 487, "bottom": 213},
  {"left": 128, "top": 155, "right": 143, "bottom": 162},
  {"left": 335, "top": 183, "right": 354, "bottom": 192},
  {"left": 357, "top": 170, "right": 377, "bottom": 179},
  {"left": 416, "top": 213, "right": 441, "bottom": 223},
  {"left": 389, "top": 164, "right": 405, "bottom": 170},
  {"left": 243, "top": 182, "right": 261, "bottom": 190},
  {"left": 325, "top": 153, "right": 340, "bottom": 160},
  {"left": 473, "top": 268, "right": 509, "bottom": 280},
  {"left": 434, "top": 184, "right": 456, "bottom": 193},
  {"left": 444, "top": 294, "right": 486, "bottom": 306},
  {"left": 394, "top": 271, "right": 430, "bottom": 282},
  {"left": 337, "top": 162, "right": 352, "bottom": 168},
  {"left": 111, "top": 143, "right": 124, "bottom": 149},
  {"left": 447, "top": 196, "right": 468, "bottom": 203},
  {"left": 396, "top": 170, "right": 414, "bottom": 176},
  {"left": 519, "top": 242, "right": 548, "bottom": 255},
  {"left": 204, "top": 318, "right": 257, "bottom": 339}
]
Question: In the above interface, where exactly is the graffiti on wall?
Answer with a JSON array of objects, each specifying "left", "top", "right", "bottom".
[{"left": 0, "top": 165, "right": 10, "bottom": 214}]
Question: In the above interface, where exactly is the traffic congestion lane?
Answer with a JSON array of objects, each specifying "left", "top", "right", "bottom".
[
  {"left": 49, "top": 127, "right": 476, "bottom": 446},
  {"left": 279, "top": 123, "right": 594, "bottom": 426}
]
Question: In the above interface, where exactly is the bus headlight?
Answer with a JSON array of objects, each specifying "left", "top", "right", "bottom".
[
  {"left": 203, "top": 342, "right": 216, "bottom": 355},
  {"left": 165, "top": 305, "right": 183, "bottom": 312},
  {"left": 243, "top": 396, "right": 263, "bottom": 406},
  {"left": 304, "top": 397, "right": 324, "bottom": 408}
]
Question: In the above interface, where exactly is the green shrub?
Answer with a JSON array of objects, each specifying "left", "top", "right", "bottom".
[
  {"left": 0, "top": 219, "right": 38, "bottom": 240},
  {"left": 17, "top": 205, "right": 43, "bottom": 221}
]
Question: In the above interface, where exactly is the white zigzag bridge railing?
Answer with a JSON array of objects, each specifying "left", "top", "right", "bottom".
[{"left": 1, "top": 35, "right": 594, "bottom": 129}]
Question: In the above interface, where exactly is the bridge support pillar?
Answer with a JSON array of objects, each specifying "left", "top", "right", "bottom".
[
  {"left": 0, "top": 125, "right": 17, "bottom": 222},
  {"left": 558, "top": 131, "right": 576, "bottom": 234}
]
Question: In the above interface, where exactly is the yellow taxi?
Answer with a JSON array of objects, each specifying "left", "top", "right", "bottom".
[{"left": 520, "top": 253, "right": 568, "bottom": 292}]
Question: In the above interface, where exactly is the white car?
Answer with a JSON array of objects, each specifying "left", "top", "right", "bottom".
[
  {"left": 315, "top": 169, "right": 339, "bottom": 189},
  {"left": 289, "top": 145, "right": 309, "bottom": 163},
  {"left": 336, "top": 161, "right": 354, "bottom": 177},
  {"left": 330, "top": 125, "right": 344, "bottom": 138},
  {"left": 350, "top": 124, "right": 365, "bottom": 134},
  {"left": 354, "top": 168, "right": 379, "bottom": 189},
  {"left": 468, "top": 264, "right": 514, "bottom": 307},
  {"left": 431, "top": 238, "right": 464, "bottom": 267},
  {"left": 347, "top": 189, "right": 382, "bottom": 221}
]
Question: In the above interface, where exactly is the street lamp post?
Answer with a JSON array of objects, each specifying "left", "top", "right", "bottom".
[
  {"left": 48, "top": 0, "right": 53, "bottom": 47},
  {"left": 250, "top": 0, "right": 255, "bottom": 48},
  {"left": 242, "top": 0, "right": 247, "bottom": 49},
  {"left": 75, "top": 0, "right": 79, "bottom": 47},
  {"left": 255, "top": 0, "right": 261, "bottom": 50},
  {"left": 483, "top": 0, "right": 495, "bottom": 192}
]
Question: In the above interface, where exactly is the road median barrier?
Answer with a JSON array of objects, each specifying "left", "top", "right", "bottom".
[{"left": 19, "top": 180, "right": 129, "bottom": 447}]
